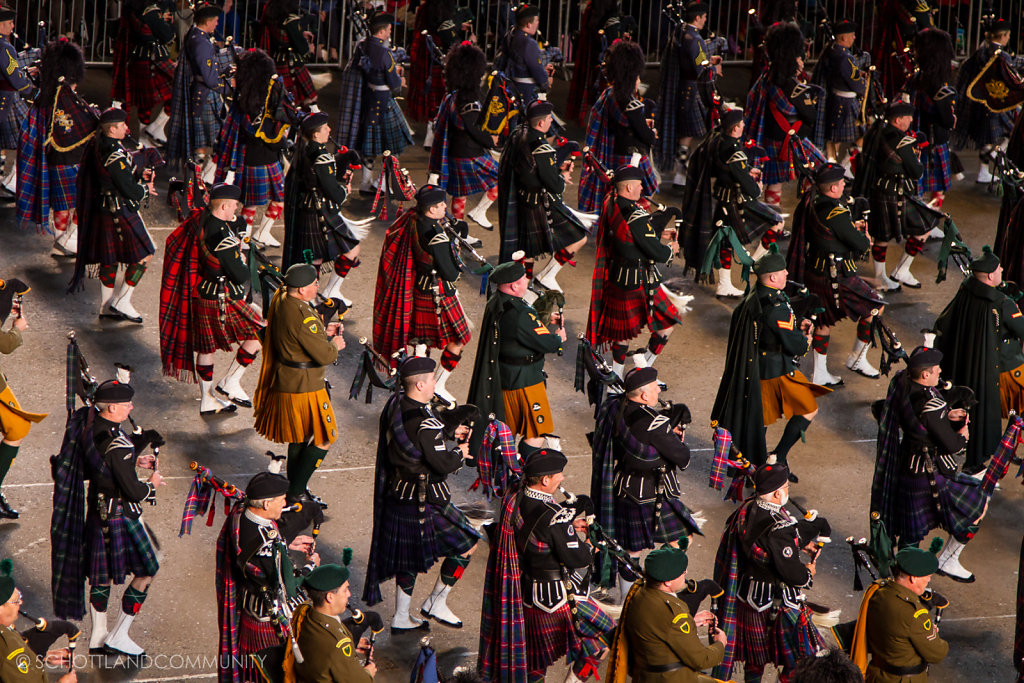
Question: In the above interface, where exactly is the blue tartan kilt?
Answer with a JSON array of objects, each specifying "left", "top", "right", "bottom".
[
  {"left": 84, "top": 510, "right": 160, "bottom": 585},
  {"left": 240, "top": 162, "right": 285, "bottom": 207},
  {"left": 761, "top": 139, "right": 799, "bottom": 185},
  {"left": 961, "top": 102, "right": 1014, "bottom": 148},
  {"left": 193, "top": 93, "right": 224, "bottom": 150},
  {"left": 359, "top": 96, "right": 413, "bottom": 157},
  {"left": 375, "top": 497, "right": 480, "bottom": 578},
  {"left": 48, "top": 164, "right": 79, "bottom": 213},
  {"left": 579, "top": 153, "right": 657, "bottom": 214},
  {"left": 614, "top": 495, "right": 693, "bottom": 551},
  {"left": 892, "top": 471, "right": 988, "bottom": 545},
  {"left": 824, "top": 95, "right": 860, "bottom": 143},
  {"left": 918, "top": 143, "right": 951, "bottom": 194},
  {"left": 0, "top": 95, "right": 27, "bottom": 149},
  {"left": 445, "top": 154, "right": 499, "bottom": 197},
  {"left": 524, "top": 597, "right": 613, "bottom": 674},
  {"left": 675, "top": 80, "right": 707, "bottom": 138},
  {"left": 87, "top": 210, "right": 156, "bottom": 266},
  {"left": 734, "top": 597, "right": 823, "bottom": 671}
]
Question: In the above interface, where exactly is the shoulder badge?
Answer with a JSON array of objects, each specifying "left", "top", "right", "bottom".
[
  {"left": 627, "top": 208, "right": 650, "bottom": 224},
  {"left": 419, "top": 417, "right": 444, "bottom": 432},
  {"left": 647, "top": 414, "right": 670, "bottom": 432},
  {"left": 438, "top": 19, "right": 456, "bottom": 31},
  {"left": 550, "top": 507, "right": 575, "bottom": 525},
  {"left": 427, "top": 232, "right": 450, "bottom": 246},
  {"left": 460, "top": 101, "right": 483, "bottom": 114},
  {"left": 913, "top": 607, "right": 934, "bottom": 634},
  {"left": 826, "top": 205, "right": 850, "bottom": 221},
  {"left": 776, "top": 312, "right": 795, "bottom": 330},
  {"left": 337, "top": 636, "right": 354, "bottom": 657},
  {"left": 936, "top": 85, "right": 955, "bottom": 101},
  {"left": 106, "top": 433, "right": 135, "bottom": 456},
  {"left": 671, "top": 613, "right": 692, "bottom": 634},
  {"left": 726, "top": 150, "right": 748, "bottom": 165},
  {"left": 921, "top": 396, "right": 948, "bottom": 414},
  {"left": 104, "top": 148, "right": 128, "bottom": 168},
  {"left": 625, "top": 98, "right": 644, "bottom": 112},
  {"left": 533, "top": 142, "right": 556, "bottom": 156},
  {"left": 315, "top": 153, "right": 335, "bottom": 165},
  {"left": 215, "top": 233, "right": 241, "bottom": 251},
  {"left": 897, "top": 135, "right": 917, "bottom": 149}
]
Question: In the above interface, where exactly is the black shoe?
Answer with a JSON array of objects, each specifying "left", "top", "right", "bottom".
[
  {"left": 0, "top": 493, "right": 18, "bottom": 520},
  {"left": 305, "top": 489, "right": 328, "bottom": 510},
  {"left": 215, "top": 385, "right": 253, "bottom": 408},
  {"left": 788, "top": 472, "right": 800, "bottom": 484}
]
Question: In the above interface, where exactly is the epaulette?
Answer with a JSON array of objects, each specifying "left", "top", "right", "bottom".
[
  {"left": 897, "top": 135, "right": 917, "bottom": 149},
  {"left": 104, "top": 147, "right": 129, "bottom": 168},
  {"left": 106, "top": 433, "right": 134, "bottom": 457},
  {"left": 825, "top": 204, "right": 850, "bottom": 221},
  {"left": 214, "top": 233, "right": 241, "bottom": 251},
  {"left": 726, "top": 150, "right": 748, "bottom": 165},
  {"left": 419, "top": 417, "right": 444, "bottom": 432},
  {"left": 460, "top": 101, "right": 483, "bottom": 114},
  {"left": 532, "top": 142, "right": 555, "bottom": 155},
  {"left": 438, "top": 19, "right": 456, "bottom": 31},
  {"left": 314, "top": 153, "right": 335, "bottom": 165},
  {"left": 935, "top": 85, "right": 955, "bottom": 101},
  {"left": 627, "top": 208, "right": 650, "bottom": 223},
  {"left": 427, "top": 232, "right": 449, "bottom": 246},
  {"left": 550, "top": 506, "right": 575, "bottom": 525},
  {"left": 625, "top": 98, "right": 644, "bottom": 112}
]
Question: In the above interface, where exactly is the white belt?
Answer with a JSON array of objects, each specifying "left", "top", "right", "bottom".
[
  {"left": 833, "top": 90, "right": 857, "bottom": 98},
  {"left": 513, "top": 77, "right": 536, "bottom": 85},
  {"left": 368, "top": 83, "right": 391, "bottom": 92}
]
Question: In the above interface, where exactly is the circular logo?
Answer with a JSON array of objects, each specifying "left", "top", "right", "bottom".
[{"left": 782, "top": 546, "right": 793, "bottom": 558}]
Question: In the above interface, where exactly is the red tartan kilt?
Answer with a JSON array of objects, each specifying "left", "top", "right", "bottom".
[
  {"left": 190, "top": 296, "right": 263, "bottom": 354},
  {"left": 277, "top": 63, "right": 317, "bottom": 103},
  {"left": 524, "top": 603, "right": 579, "bottom": 674},
  {"left": 409, "top": 285, "right": 471, "bottom": 348},
  {"left": 88, "top": 212, "right": 155, "bottom": 265},
  {"left": 593, "top": 282, "right": 682, "bottom": 343},
  {"left": 127, "top": 59, "right": 174, "bottom": 112}
]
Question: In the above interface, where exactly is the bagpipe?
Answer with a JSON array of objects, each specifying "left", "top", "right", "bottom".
[
  {"left": 245, "top": 244, "right": 350, "bottom": 329},
  {"left": 12, "top": 22, "right": 45, "bottom": 83},
  {"left": 574, "top": 334, "right": 686, "bottom": 416},
  {"left": 440, "top": 211, "right": 495, "bottom": 286},
  {"left": 369, "top": 150, "right": 417, "bottom": 220},
  {"left": 16, "top": 606, "right": 79, "bottom": 675},
  {"left": 167, "top": 157, "right": 210, "bottom": 221},
  {"left": 348, "top": 336, "right": 399, "bottom": 403},
  {"left": 215, "top": 35, "right": 244, "bottom": 106},
  {"left": 966, "top": 48, "right": 1024, "bottom": 114},
  {"left": 254, "top": 74, "right": 302, "bottom": 147}
]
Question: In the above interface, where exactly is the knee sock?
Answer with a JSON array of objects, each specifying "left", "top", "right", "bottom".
[
  {"left": 871, "top": 244, "right": 888, "bottom": 263},
  {"left": 857, "top": 318, "right": 873, "bottom": 343},
  {"left": 285, "top": 442, "right": 304, "bottom": 482},
  {"left": 774, "top": 415, "right": 812, "bottom": 465},
  {"left": 761, "top": 230, "right": 779, "bottom": 249},
  {"left": 288, "top": 444, "right": 328, "bottom": 496},
  {"left": 905, "top": 236, "right": 925, "bottom": 257},
  {"left": 235, "top": 347, "right": 258, "bottom": 367},
  {"left": 452, "top": 197, "right": 467, "bottom": 220},
  {"left": 811, "top": 333, "right": 829, "bottom": 355},
  {"left": 54, "top": 211, "right": 71, "bottom": 232},
  {"left": 265, "top": 203, "right": 283, "bottom": 221},
  {"left": 242, "top": 207, "right": 257, "bottom": 232},
  {"left": 90, "top": 585, "right": 111, "bottom": 612},
  {"left": 486, "top": 186, "right": 499, "bottom": 201},
  {"left": 647, "top": 333, "right": 669, "bottom": 357},
  {"left": 719, "top": 246, "right": 733, "bottom": 269},
  {"left": 440, "top": 348, "right": 461, "bottom": 371},
  {"left": 0, "top": 442, "right": 18, "bottom": 486},
  {"left": 196, "top": 364, "right": 215, "bottom": 382},
  {"left": 98, "top": 265, "right": 118, "bottom": 287},
  {"left": 439, "top": 554, "right": 470, "bottom": 586},
  {"left": 554, "top": 247, "right": 576, "bottom": 266},
  {"left": 524, "top": 261, "right": 534, "bottom": 279},
  {"left": 333, "top": 254, "right": 359, "bottom": 277},
  {"left": 124, "top": 263, "right": 147, "bottom": 286},
  {"left": 396, "top": 572, "right": 417, "bottom": 596},
  {"left": 122, "top": 585, "right": 148, "bottom": 615},
  {"left": 611, "top": 343, "right": 629, "bottom": 365}
]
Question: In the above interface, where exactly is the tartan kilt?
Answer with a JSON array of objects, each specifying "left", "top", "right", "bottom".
[
  {"left": 84, "top": 510, "right": 160, "bottom": 585},
  {"left": 675, "top": 80, "right": 707, "bottom": 138},
  {"left": 892, "top": 470, "right": 988, "bottom": 545},
  {"left": 240, "top": 162, "right": 285, "bottom": 207},
  {"left": 824, "top": 95, "right": 860, "bottom": 143},
  {"left": 190, "top": 296, "right": 263, "bottom": 354},
  {"left": 961, "top": 103, "right": 1014, "bottom": 148},
  {"left": 375, "top": 498, "right": 480, "bottom": 578},
  {"left": 918, "top": 143, "right": 951, "bottom": 194},
  {"left": 408, "top": 63, "right": 446, "bottom": 121},
  {"left": 0, "top": 95, "right": 27, "bottom": 149},
  {"left": 804, "top": 269, "right": 885, "bottom": 327},
  {"left": 446, "top": 154, "right": 499, "bottom": 197},
  {"left": 87, "top": 211, "right": 156, "bottom": 266},
  {"left": 592, "top": 281, "right": 684, "bottom": 343},
  {"left": 47, "top": 164, "right": 79, "bottom": 213},
  {"left": 409, "top": 284, "right": 471, "bottom": 349},
  {"left": 193, "top": 93, "right": 224, "bottom": 151},
  {"left": 238, "top": 617, "right": 283, "bottom": 683},
  {"left": 868, "top": 186, "right": 912, "bottom": 242},
  {"left": 718, "top": 200, "right": 776, "bottom": 244},
  {"left": 359, "top": 97, "right": 413, "bottom": 157},
  {"left": 614, "top": 495, "right": 693, "bottom": 551},
  {"left": 733, "top": 598, "right": 823, "bottom": 671},
  {"left": 278, "top": 61, "right": 317, "bottom": 104},
  {"left": 292, "top": 207, "right": 359, "bottom": 263},
  {"left": 127, "top": 58, "right": 175, "bottom": 112},
  {"left": 761, "top": 138, "right": 800, "bottom": 185},
  {"left": 524, "top": 597, "right": 613, "bottom": 674}
]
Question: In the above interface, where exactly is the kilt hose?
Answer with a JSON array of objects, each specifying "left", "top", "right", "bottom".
[
  {"left": 761, "top": 371, "right": 829, "bottom": 425},
  {"left": 674, "top": 80, "right": 708, "bottom": 139},
  {"left": 524, "top": 597, "right": 614, "bottom": 676},
  {"left": 88, "top": 211, "right": 156, "bottom": 266},
  {"left": 804, "top": 266, "right": 886, "bottom": 328},
  {"left": 359, "top": 97, "right": 413, "bottom": 157},
  {"left": 502, "top": 382, "right": 554, "bottom": 439},
  {"left": 254, "top": 387, "right": 338, "bottom": 446},
  {"left": 48, "top": 164, "right": 79, "bottom": 213},
  {"left": 824, "top": 95, "right": 860, "bottom": 143},
  {"left": 240, "top": 162, "right": 285, "bottom": 208},
  {"left": 190, "top": 296, "right": 263, "bottom": 354},
  {"left": 1001, "top": 364, "right": 1024, "bottom": 417},
  {"left": 0, "top": 95, "right": 27, "bottom": 149},
  {"left": 127, "top": 58, "right": 175, "bottom": 117},
  {"left": 277, "top": 60, "right": 317, "bottom": 104},
  {"left": 0, "top": 385, "right": 46, "bottom": 442},
  {"left": 84, "top": 510, "right": 160, "bottom": 585},
  {"left": 445, "top": 154, "right": 499, "bottom": 197},
  {"left": 292, "top": 208, "right": 359, "bottom": 263},
  {"left": 374, "top": 497, "right": 480, "bottom": 581},
  {"left": 409, "top": 285, "right": 471, "bottom": 349},
  {"left": 733, "top": 597, "right": 824, "bottom": 673},
  {"left": 918, "top": 143, "right": 951, "bottom": 195},
  {"left": 892, "top": 470, "right": 988, "bottom": 544},
  {"left": 613, "top": 494, "right": 692, "bottom": 551},
  {"left": 590, "top": 281, "right": 684, "bottom": 344},
  {"left": 193, "top": 93, "right": 224, "bottom": 151}
]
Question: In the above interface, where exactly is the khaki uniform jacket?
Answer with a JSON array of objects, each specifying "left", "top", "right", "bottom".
[
  {"left": 624, "top": 586, "right": 725, "bottom": 683},
  {"left": 293, "top": 610, "right": 373, "bottom": 682},
  {"left": 0, "top": 625, "right": 46, "bottom": 683},
  {"left": 0, "top": 327, "right": 22, "bottom": 394},
  {"left": 865, "top": 581, "right": 948, "bottom": 683},
  {"left": 268, "top": 295, "right": 339, "bottom": 394}
]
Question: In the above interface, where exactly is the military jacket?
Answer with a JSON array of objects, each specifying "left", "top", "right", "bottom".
[
  {"left": 449, "top": 99, "right": 496, "bottom": 158},
  {"left": 496, "top": 292, "right": 563, "bottom": 389},
  {"left": 615, "top": 400, "right": 690, "bottom": 504},
  {"left": 515, "top": 126, "right": 566, "bottom": 196},
  {"left": 823, "top": 43, "right": 865, "bottom": 98},
  {"left": 713, "top": 136, "right": 761, "bottom": 201},
  {"left": 185, "top": 26, "right": 227, "bottom": 108},
  {"left": 623, "top": 586, "right": 725, "bottom": 683},
  {"left": 98, "top": 135, "right": 149, "bottom": 213},
  {"left": 877, "top": 124, "right": 925, "bottom": 180},
  {"left": 198, "top": 214, "right": 248, "bottom": 301},
  {"left": 0, "top": 625, "right": 46, "bottom": 682},
  {"left": 293, "top": 609, "right": 373, "bottom": 682},
  {"left": 0, "top": 326, "right": 21, "bottom": 394},
  {"left": 865, "top": 580, "right": 948, "bottom": 683},
  {"left": 609, "top": 196, "right": 673, "bottom": 291},
  {"left": 362, "top": 36, "right": 403, "bottom": 103},
  {"left": 237, "top": 508, "right": 305, "bottom": 620},
  {"left": 808, "top": 193, "right": 870, "bottom": 262},
  {"left": 899, "top": 382, "right": 967, "bottom": 476},
  {"left": 386, "top": 395, "right": 464, "bottom": 504},
  {"left": 505, "top": 29, "right": 549, "bottom": 94},
  {"left": 89, "top": 415, "right": 157, "bottom": 518},
  {"left": 738, "top": 498, "right": 814, "bottom": 611},
  {"left": 755, "top": 283, "right": 810, "bottom": 380},
  {"left": 611, "top": 96, "right": 658, "bottom": 156},
  {"left": 678, "top": 24, "right": 709, "bottom": 81},
  {"left": 267, "top": 294, "right": 339, "bottom": 394},
  {"left": 0, "top": 35, "right": 35, "bottom": 117}
]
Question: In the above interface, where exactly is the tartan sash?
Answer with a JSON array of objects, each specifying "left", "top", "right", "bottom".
[
  {"left": 372, "top": 210, "right": 418, "bottom": 361},
  {"left": 159, "top": 209, "right": 204, "bottom": 382},
  {"left": 428, "top": 93, "right": 456, "bottom": 190},
  {"left": 473, "top": 419, "right": 521, "bottom": 498},
  {"left": 479, "top": 488, "right": 528, "bottom": 683}
]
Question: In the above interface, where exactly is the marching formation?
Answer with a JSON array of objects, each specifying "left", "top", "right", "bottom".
[{"left": 3, "top": 1, "right": 1024, "bottom": 682}]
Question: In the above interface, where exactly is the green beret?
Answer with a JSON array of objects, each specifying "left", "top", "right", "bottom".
[
  {"left": 490, "top": 261, "right": 527, "bottom": 285},
  {"left": 284, "top": 263, "right": 318, "bottom": 288},
  {"left": 753, "top": 242, "right": 787, "bottom": 276},
  {"left": 303, "top": 563, "right": 350, "bottom": 591},
  {"left": 971, "top": 245, "right": 1000, "bottom": 274},
  {"left": 895, "top": 547, "right": 938, "bottom": 577},
  {"left": 0, "top": 558, "right": 14, "bottom": 605},
  {"left": 644, "top": 546, "right": 688, "bottom": 582}
]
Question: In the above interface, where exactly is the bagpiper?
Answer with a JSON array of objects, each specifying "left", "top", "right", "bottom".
[
  {"left": 909, "top": 28, "right": 957, "bottom": 208},
  {"left": 495, "top": 4, "right": 552, "bottom": 109},
  {"left": 815, "top": 20, "right": 866, "bottom": 166},
  {"left": 407, "top": 0, "right": 473, "bottom": 134},
  {"left": 0, "top": 562, "right": 77, "bottom": 683},
  {"left": 0, "top": 8, "right": 39, "bottom": 196},
  {"left": 111, "top": 0, "right": 176, "bottom": 145},
  {"left": 566, "top": 0, "right": 636, "bottom": 126},
  {"left": 259, "top": 0, "right": 320, "bottom": 108}
]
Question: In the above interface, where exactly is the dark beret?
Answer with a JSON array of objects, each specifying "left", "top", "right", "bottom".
[
  {"left": 416, "top": 184, "right": 447, "bottom": 209},
  {"left": 209, "top": 183, "right": 242, "bottom": 201},
  {"left": 301, "top": 111, "right": 330, "bottom": 132},
  {"left": 614, "top": 164, "right": 645, "bottom": 183},
  {"left": 833, "top": 20, "right": 857, "bottom": 35},
  {"left": 368, "top": 12, "right": 394, "bottom": 31},
  {"left": 303, "top": 563, "right": 350, "bottom": 591},
  {"left": 645, "top": 546, "right": 689, "bottom": 582},
  {"left": 753, "top": 243, "right": 787, "bottom": 275},
  {"left": 815, "top": 163, "right": 847, "bottom": 185},
  {"left": 908, "top": 345, "right": 943, "bottom": 369},
  {"left": 516, "top": 4, "right": 540, "bottom": 22},
  {"left": 490, "top": 260, "right": 527, "bottom": 285},
  {"left": 246, "top": 472, "right": 290, "bottom": 500},
  {"left": 400, "top": 355, "right": 436, "bottom": 378},
  {"left": 527, "top": 99, "right": 554, "bottom": 120},
  {"left": 94, "top": 379, "right": 135, "bottom": 404},
  {"left": 195, "top": 3, "right": 223, "bottom": 21},
  {"left": 971, "top": 245, "right": 1000, "bottom": 274},
  {"left": 895, "top": 546, "right": 938, "bottom": 577},
  {"left": 623, "top": 366, "right": 658, "bottom": 393},
  {"left": 720, "top": 108, "right": 744, "bottom": 130},
  {"left": 99, "top": 107, "right": 129, "bottom": 124},
  {"left": 986, "top": 17, "right": 1009, "bottom": 34},
  {"left": 283, "top": 263, "right": 318, "bottom": 288},
  {"left": 684, "top": 2, "right": 709, "bottom": 19},
  {"left": 523, "top": 448, "right": 568, "bottom": 478},
  {"left": 753, "top": 463, "right": 789, "bottom": 494},
  {"left": 0, "top": 558, "right": 12, "bottom": 605},
  {"left": 886, "top": 101, "right": 915, "bottom": 119},
  {"left": 0, "top": 10, "right": 16, "bottom": 22}
]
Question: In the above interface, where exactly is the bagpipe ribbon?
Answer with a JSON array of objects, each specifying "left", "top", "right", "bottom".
[
  {"left": 179, "top": 464, "right": 244, "bottom": 537},
  {"left": 471, "top": 418, "right": 521, "bottom": 498},
  {"left": 700, "top": 223, "right": 754, "bottom": 285},
  {"left": 936, "top": 216, "right": 972, "bottom": 284},
  {"left": 988, "top": 414, "right": 1024, "bottom": 495},
  {"left": 349, "top": 346, "right": 397, "bottom": 403}
]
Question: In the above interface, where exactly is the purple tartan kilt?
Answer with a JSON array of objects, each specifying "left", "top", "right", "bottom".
[
  {"left": 918, "top": 143, "right": 951, "bottom": 194},
  {"left": 47, "top": 163, "right": 79, "bottom": 212},
  {"left": 359, "top": 97, "right": 413, "bottom": 157},
  {"left": 240, "top": 162, "right": 285, "bottom": 207},
  {"left": 0, "top": 94, "right": 27, "bottom": 149},
  {"left": 87, "top": 211, "right": 155, "bottom": 266},
  {"left": 614, "top": 495, "right": 694, "bottom": 551},
  {"left": 409, "top": 285, "right": 471, "bottom": 349},
  {"left": 190, "top": 296, "right": 263, "bottom": 354},
  {"left": 593, "top": 281, "right": 683, "bottom": 343},
  {"left": 824, "top": 95, "right": 860, "bottom": 143},
  {"left": 579, "top": 153, "right": 657, "bottom": 214},
  {"left": 445, "top": 154, "right": 499, "bottom": 197},
  {"left": 127, "top": 58, "right": 174, "bottom": 112},
  {"left": 675, "top": 80, "right": 707, "bottom": 138},
  {"left": 892, "top": 471, "right": 988, "bottom": 544},
  {"left": 278, "top": 62, "right": 317, "bottom": 104},
  {"left": 193, "top": 93, "right": 224, "bottom": 151},
  {"left": 292, "top": 208, "right": 359, "bottom": 262},
  {"left": 84, "top": 510, "right": 160, "bottom": 585},
  {"left": 734, "top": 597, "right": 824, "bottom": 671},
  {"left": 375, "top": 497, "right": 480, "bottom": 578},
  {"left": 524, "top": 597, "right": 613, "bottom": 674},
  {"left": 804, "top": 270, "right": 885, "bottom": 327}
]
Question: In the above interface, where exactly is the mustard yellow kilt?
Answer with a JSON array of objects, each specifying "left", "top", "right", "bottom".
[
  {"left": 254, "top": 387, "right": 338, "bottom": 445},
  {"left": 761, "top": 370, "right": 830, "bottom": 425},
  {"left": 0, "top": 385, "right": 46, "bottom": 441},
  {"left": 1000, "top": 363, "right": 1024, "bottom": 418},
  {"left": 502, "top": 382, "right": 554, "bottom": 439}
]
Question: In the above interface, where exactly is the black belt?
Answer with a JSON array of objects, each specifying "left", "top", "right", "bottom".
[
  {"left": 874, "top": 660, "right": 927, "bottom": 676},
  {"left": 280, "top": 359, "right": 321, "bottom": 369},
  {"left": 644, "top": 662, "right": 685, "bottom": 674},
  {"left": 499, "top": 354, "right": 542, "bottom": 366},
  {"left": 524, "top": 567, "right": 565, "bottom": 581}
]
